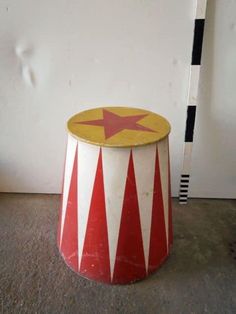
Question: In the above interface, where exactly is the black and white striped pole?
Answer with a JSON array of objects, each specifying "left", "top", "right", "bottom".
[{"left": 179, "top": 0, "right": 207, "bottom": 204}]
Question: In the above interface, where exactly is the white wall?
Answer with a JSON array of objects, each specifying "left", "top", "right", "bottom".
[
  {"left": 2, "top": 0, "right": 235, "bottom": 198},
  {"left": 0, "top": 0, "right": 195, "bottom": 195}
]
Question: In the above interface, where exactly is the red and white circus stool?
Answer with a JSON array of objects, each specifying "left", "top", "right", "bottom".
[{"left": 57, "top": 107, "right": 173, "bottom": 284}]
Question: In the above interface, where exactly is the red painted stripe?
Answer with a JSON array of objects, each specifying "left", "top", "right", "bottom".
[
  {"left": 57, "top": 140, "right": 68, "bottom": 247},
  {"left": 80, "top": 149, "right": 111, "bottom": 283},
  {"left": 148, "top": 147, "right": 167, "bottom": 274},
  {"left": 60, "top": 147, "right": 78, "bottom": 272},
  {"left": 57, "top": 196, "right": 63, "bottom": 248},
  {"left": 168, "top": 141, "right": 173, "bottom": 246},
  {"left": 113, "top": 151, "right": 146, "bottom": 284}
]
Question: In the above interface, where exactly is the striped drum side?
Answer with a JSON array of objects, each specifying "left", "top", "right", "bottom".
[{"left": 58, "top": 134, "right": 172, "bottom": 284}]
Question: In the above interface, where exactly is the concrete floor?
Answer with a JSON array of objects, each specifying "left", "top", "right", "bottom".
[{"left": 0, "top": 194, "right": 236, "bottom": 314}]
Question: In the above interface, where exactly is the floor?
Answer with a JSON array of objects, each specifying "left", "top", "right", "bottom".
[{"left": 0, "top": 194, "right": 236, "bottom": 314}]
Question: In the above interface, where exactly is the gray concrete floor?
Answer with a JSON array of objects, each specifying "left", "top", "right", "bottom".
[{"left": 0, "top": 194, "right": 236, "bottom": 314}]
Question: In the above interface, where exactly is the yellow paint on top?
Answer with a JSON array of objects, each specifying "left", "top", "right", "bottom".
[{"left": 67, "top": 107, "right": 171, "bottom": 147}]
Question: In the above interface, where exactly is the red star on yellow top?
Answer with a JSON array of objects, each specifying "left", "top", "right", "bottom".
[
  {"left": 75, "top": 109, "right": 156, "bottom": 139},
  {"left": 68, "top": 107, "right": 170, "bottom": 147}
]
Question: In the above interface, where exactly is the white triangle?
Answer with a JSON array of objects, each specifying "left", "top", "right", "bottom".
[
  {"left": 157, "top": 138, "right": 169, "bottom": 247},
  {"left": 102, "top": 147, "right": 130, "bottom": 279},
  {"left": 77, "top": 141, "right": 100, "bottom": 270},
  {"left": 133, "top": 143, "right": 156, "bottom": 271},
  {"left": 60, "top": 134, "right": 77, "bottom": 246}
]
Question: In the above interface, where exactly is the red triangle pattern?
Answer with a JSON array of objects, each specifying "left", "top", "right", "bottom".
[
  {"left": 60, "top": 146, "right": 78, "bottom": 272},
  {"left": 112, "top": 151, "right": 146, "bottom": 284},
  {"left": 57, "top": 195, "right": 63, "bottom": 248},
  {"left": 80, "top": 149, "right": 111, "bottom": 283},
  {"left": 57, "top": 142, "right": 69, "bottom": 247},
  {"left": 168, "top": 141, "right": 173, "bottom": 247},
  {"left": 148, "top": 147, "right": 168, "bottom": 274}
]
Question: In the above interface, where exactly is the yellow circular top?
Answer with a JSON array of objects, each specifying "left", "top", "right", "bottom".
[{"left": 67, "top": 107, "right": 171, "bottom": 148}]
